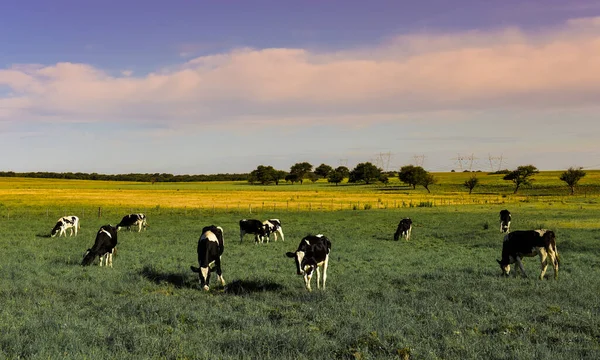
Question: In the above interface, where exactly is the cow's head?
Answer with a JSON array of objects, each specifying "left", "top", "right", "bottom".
[
  {"left": 50, "top": 222, "right": 62, "bottom": 237},
  {"left": 286, "top": 250, "right": 306, "bottom": 275},
  {"left": 496, "top": 259, "right": 510, "bottom": 276}
]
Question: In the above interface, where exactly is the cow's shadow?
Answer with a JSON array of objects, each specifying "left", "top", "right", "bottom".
[
  {"left": 36, "top": 234, "right": 51, "bottom": 238},
  {"left": 139, "top": 265, "right": 195, "bottom": 289},
  {"left": 222, "top": 279, "right": 284, "bottom": 296}
]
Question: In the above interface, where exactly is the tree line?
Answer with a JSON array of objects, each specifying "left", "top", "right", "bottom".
[{"left": 0, "top": 171, "right": 247, "bottom": 183}]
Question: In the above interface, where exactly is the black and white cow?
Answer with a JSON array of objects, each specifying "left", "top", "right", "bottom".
[
  {"left": 500, "top": 209, "right": 511, "bottom": 233},
  {"left": 81, "top": 225, "right": 118, "bottom": 267},
  {"left": 393, "top": 218, "right": 412, "bottom": 241},
  {"left": 190, "top": 225, "right": 225, "bottom": 291},
  {"left": 239, "top": 219, "right": 268, "bottom": 244},
  {"left": 263, "top": 219, "right": 285, "bottom": 242},
  {"left": 117, "top": 213, "right": 148, "bottom": 232},
  {"left": 51, "top": 215, "right": 80, "bottom": 237},
  {"left": 286, "top": 234, "right": 331, "bottom": 292},
  {"left": 497, "top": 230, "right": 560, "bottom": 280}
]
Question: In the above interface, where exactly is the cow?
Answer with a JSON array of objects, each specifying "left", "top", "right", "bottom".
[
  {"left": 263, "top": 219, "right": 285, "bottom": 242},
  {"left": 50, "top": 215, "right": 80, "bottom": 237},
  {"left": 117, "top": 213, "right": 148, "bottom": 232},
  {"left": 497, "top": 230, "right": 560, "bottom": 280},
  {"left": 393, "top": 218, "right": 412, "bottom": 241},
  {"left": 286, "top": 234, "right": 331, "bottom": 292},
  {"left": 239, "top": 219, "right": 268, "bottom": 244},
  {"left": 190, "top": 225, "right": 225, "bottom": 291},
  {"left": 81, "top": 225, "right": 118, "bottom": 267},
  {"left": 500, "top": 209, "right": 511, "bottom": 233}
]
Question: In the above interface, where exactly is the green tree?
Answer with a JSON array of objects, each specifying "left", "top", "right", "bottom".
[
  {"left": 463, "top": 175, "right": 479, "bottom": 194},
  {"left": 398, "top": 165, "right": 427, "bottom": 189},
  {"left": 285, "top": 173, "right": 300, "bottom": 184},
  {"left": 503, "top": 165, "right": 539, "bottom": 194},
  {"left": 348, "top": 162, "right": 382, "bottom": 184},
  {"left": 274, "top": 170, "right": 288, "bottom": 185},
  {"left": 289, "top": 162, "right": 313, "bottom": 184},
  {"left": 248, "top": 165, "right": 277, "bottom": 185},
  {"left": 314, "top": 164, "right": 334, "bottom": 178},
  {"left": 560, "top": 167, "right": 586, "bottom": 195},
  {"left": 327, "top": 166, "right": 349, "bottom": 186},
  {"left": 420, "top": 173, "right": 437, "bottom": 193}
]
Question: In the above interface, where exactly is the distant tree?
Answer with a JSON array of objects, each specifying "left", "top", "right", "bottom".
[
  {"left": 398, "top": 165, "right": 427, "bottom": 189},
  {"left": 420, "top": 173, "right": 437, "bottom": 193},
  {"left": 274, "top": 170, "right": 288, "bottom": 185},
  {"left": 503, "top": 165, "right": 539, "bottom": 194},
  {"left": 379, "top": 173, "right": 389, "bottom": 185},
  {"left": 463, "top": 175, "right": 479, "bottom": 194},
  {"left": 348, "top": 162, "right": 382, "bottom": 184},
  {"left": 289, "top": 162, "right": 313, "bottom": 184},
  {"left": 560, "top": 167, "right": 586, "bottom": 195},
  {"left": 306, "top": 172, "right": 319, "bottom": 183},
  {"left": 285, "top": 173, "right": 300, "bottom": 184},
  {"left": 314, "top": 164, "right": 334, "bottom": 178},
  {"left": 327, "top": 166, "right": 349, "bottom": 186},
  {"left": 248, "top": 165, "right": 277, "bottom": 185}
]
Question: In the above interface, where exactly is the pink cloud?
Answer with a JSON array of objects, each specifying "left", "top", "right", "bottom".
[{"left": 0, "top": 17, "right": 599, "bottom": 126}]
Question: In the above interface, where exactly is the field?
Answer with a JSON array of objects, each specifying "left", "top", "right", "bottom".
[{"left": 1, "top": 173, "right": 600, "bottom": 359}]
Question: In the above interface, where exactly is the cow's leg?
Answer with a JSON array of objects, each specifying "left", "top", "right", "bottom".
[
  {"left": 215, "top": 259, "right": 225, "bottom": 287},
  {"left": 200, "top": 267, "right": 210, "bottom": 291},
  {"left": 108, "top": 251, "right": 113, "bottom": 268},
  {"left": 322, "top": 255, "right": 329, "bottom": 290},
  {"left": 407, "top": 227, "right": 412, "bottom": 240},
  {"left": 304, "top": 273, "right": 313, "bottom": 292},
  {"left": 515, "top": 256, "right": 527, "bottom": 277},
  {"left": 507, "top": 222, "right": 511, "bottom": 233},
  {"left": 316, "top": 267, "right": 321, "bottom": 289},
  {"left": 539, "top": 251, "right": 549, "bottom": 280},
  {"left": 99, "top": 254, "right": 104, "bottom": 267},
  {"left": 277, "top": 228, "right": 284, "bottom": 241}
]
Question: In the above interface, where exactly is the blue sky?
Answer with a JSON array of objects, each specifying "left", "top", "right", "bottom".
[{"left": 1, "top": 0, "right": 599, "bottom": 174}]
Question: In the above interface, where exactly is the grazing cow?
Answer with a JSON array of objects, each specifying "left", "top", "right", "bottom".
[
  {"left": 393, "top": 218, "right": 413, "bottom": 241},
  {"left": 117, "top": 213, "right": 148, "bottom": 232},
  {"left": 190, "top": 225, "right": 225, "bottom": 291},
  {"left": 51, "top": 215, "right": 80, "bottom": 237},
  {"left": 497, "top": 230, "right": 560, "bottom": 279},
  {"left": 286, "top": 234, "right": 331, "bottom": 292},
  {"left": 500, "top": 209, "right": 511, "bottom": 233},
  {"left": 263, "top": 219, "right": 285, "bottom": 242},
  {"left": 239, "top": 219, "right": 268, "bottom": 244},
  {"left": 81, "top": 225, "right": 118, "bottom": 267}
]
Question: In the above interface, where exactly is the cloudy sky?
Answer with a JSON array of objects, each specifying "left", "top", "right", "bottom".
[{"left": 1, "top": 0, "right": 599, "bottom": 174}]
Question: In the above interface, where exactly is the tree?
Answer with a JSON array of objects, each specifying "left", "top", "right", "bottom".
[
  {"left": 274, "top": 170, "right": 288, "bottom": 185},
  {"left": 560, "top": 167, "right": 586, "bottom": 195},
  {"left": 463, "top": 175, "right": 479, "bottom": 194},
  {"left": 289, "top": 162, "right": 313, "bottom": 184},
  {"left": 285, "top": 173, "right": 300, "bottom": 184},
  {"left": 398, "top": 165, "right": 427, "bottom": 189},
  {"left": 348, "top": 162, "right": 382, "bottom": 184},
  {"left": 420, "top": 173, "right": 437, "bottom": 193},
  {"left": 314, "top": 164, "right": 333, "bottom": 178},
  {"left": 327, "top": 166, "right": 349, "bottom": 186},
  {"left": 248, "top": 165, "right": 277, "bottom": 185},
  {"left": 503, "top": 165, "right": 539, "bottom": 194},
  {"left": 306, "top": 172, "right": 319, "bottom": 183}
]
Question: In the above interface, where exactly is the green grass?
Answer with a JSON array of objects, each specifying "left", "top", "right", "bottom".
[{"left": 1, "top": 206, "right": 599, "bottom": 359}]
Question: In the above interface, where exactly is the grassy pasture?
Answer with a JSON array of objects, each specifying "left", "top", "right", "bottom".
[
  {"left": 1, "top": 173, "right": 600, "bottom": 358},
  {"left": 1, "top": 206, "right": 600, "bottom": 359}
]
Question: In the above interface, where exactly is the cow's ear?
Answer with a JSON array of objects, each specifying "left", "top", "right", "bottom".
[
  {"left": 190, "top": 266, "right": 200, "bottom": 273},
  {"left": 285, "top": 252, "right": 296, "bottom": 258},
  {"left": 496, "top": 259, "right": 502, "bottom": 265}
]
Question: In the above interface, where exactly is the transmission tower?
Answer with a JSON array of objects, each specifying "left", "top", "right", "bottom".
[
  {"left": 452, "top": 153, "right": 477, "bottom": 171},
  {"left": 413, "top": 154, "right": 425, "bottom": 167},
  {"left": 338, "top": 159, "right": 348, "bottom": 167},
  {"left": 374, "top": 152, "right": 392, "bottom": 171},
  {"left": 488, "top": 154, "right": 505, "bottom": 172}
]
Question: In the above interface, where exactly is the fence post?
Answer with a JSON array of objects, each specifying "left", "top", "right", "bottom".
[
  {"left": 249, "top": 204, "right": 252, "bottom": 214},
  {"left": 98, "top": 207, "right": 102, "bottom": 219}
]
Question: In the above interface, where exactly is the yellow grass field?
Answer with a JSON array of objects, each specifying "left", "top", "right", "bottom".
[{"left": 0, "top": 171, "right": 599, "bottom": 213}]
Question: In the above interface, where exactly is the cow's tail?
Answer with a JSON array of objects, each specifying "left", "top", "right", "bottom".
[{"left": 545, "top": 238, "right": 560, "bottom": 266}]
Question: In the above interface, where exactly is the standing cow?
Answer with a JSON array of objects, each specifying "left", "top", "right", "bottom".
[
  {"left": 117, "top": 213, "right": 148, "bottom": 232},
  {"left": 263, "top": 219, "right": 285, "bottom": 242},
  {"left": 51, "top": 215, "right": 80, "bottom": 237},
  {"left": 190, "top": 225, "right": 226, "bottom": 291},
  {"left": 497, "top": 230, "right": 560, "bottom": 279},
  {"left": 81, "top": 225, "right": 118, "bottom": 267},
  {"left": 286, "top": 234, "right": 331, "bottom": 292},
  {"left": 239, "top": 219, "right": 268, "bottom": 244},
  {"left": 500, "top": 210, "right": 511, "bottom": 233},
  {"left": 393, "top": 218, "right": 413, "bottom": 241}
]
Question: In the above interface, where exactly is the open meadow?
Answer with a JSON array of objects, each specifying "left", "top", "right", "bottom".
[{"left": 0, "top": 173, "right": 599, "bottom": 359}]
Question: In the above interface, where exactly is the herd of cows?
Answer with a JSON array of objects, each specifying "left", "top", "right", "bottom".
[{"left": 47, "top": 208, "right": 561, "bottom": 292}]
